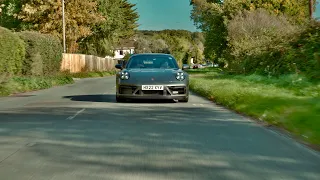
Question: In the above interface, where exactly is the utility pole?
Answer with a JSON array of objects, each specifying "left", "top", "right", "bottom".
[
  {"left": 309, "top": 0, "right": 314, "bottom": 19},
  {"left": 62, "top": 0, "right": 66, "bottom": 53}
]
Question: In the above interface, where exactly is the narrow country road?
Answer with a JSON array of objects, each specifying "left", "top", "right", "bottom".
[{"left": 0, "top": 76, "right": 319, "bottom": 180}]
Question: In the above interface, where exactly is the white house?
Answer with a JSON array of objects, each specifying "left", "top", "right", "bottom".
[
  {"left": 112, "top": 39, "right": 135, "bottom": 60},
  {"left": 190, "top": 57, "right": 194, "bottom": 64}
]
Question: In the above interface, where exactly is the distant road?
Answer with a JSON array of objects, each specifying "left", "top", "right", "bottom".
[{"left": 0, "top": 76, "right": 319, "bottom": 180}]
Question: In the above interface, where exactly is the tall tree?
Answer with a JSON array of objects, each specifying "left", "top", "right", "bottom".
[
  {"left": 17, "top": 0, "right": 104, "bottom": 53},
  {"left": 80, "top": 0, "right": 139, "bottom": 56}
]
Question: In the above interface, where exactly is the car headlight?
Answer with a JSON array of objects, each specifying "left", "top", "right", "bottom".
[
  {"left": 120, "top": 71, "right": 130, "bottom": 80},
  {"left": 176, "top": 72, "right": 185, "bottom": 81}
]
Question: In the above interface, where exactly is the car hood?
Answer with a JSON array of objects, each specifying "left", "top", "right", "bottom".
[{"left": 123, "top": 68, "right": 187, "bottom": 84}]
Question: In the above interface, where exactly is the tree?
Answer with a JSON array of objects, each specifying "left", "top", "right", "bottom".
[
  {"left": 133, "top": 30, "right": 205, "bottom": 65},
  {"left": 17, "top": 0, "right": 104, "bottom": 53},
  {"left": 190, "top": 0, "right": 317, "bottom": 60},
  {"left": 190, "top": 0, "right": 227, "bottom": 60},
  {"left": 79, "top": 0, "right": 139, "bottom": 57},
  {"left": 0, "top": 0, "right": 25, "bottom": 29}
]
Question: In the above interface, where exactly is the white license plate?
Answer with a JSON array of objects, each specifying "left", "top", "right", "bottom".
[{"left": 142, "top": 85, "right": 164, "bottom": 90}]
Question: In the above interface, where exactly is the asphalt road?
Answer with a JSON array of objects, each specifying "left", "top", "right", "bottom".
[{"left": 0, "top": 76, "right": 320, "bottom": 180}]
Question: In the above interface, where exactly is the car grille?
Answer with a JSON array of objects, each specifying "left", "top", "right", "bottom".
[
  {"left": 119, "top": 86, "right": 137, "bottom": 95},
  {"left": 141, "top": 90, "right": 164, "bottom": 95}
]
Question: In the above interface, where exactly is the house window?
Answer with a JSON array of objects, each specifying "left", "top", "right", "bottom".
[{"left": 120, "top": 50, "right": 124, "bottom": 55}]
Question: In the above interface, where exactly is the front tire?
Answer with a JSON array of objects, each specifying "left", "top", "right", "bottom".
[
  {"left": 179, "top": 96, "right": 189, "bottom": 103},
  {"left": 116, "top": 96, "right": 125, "bottom": 103}
]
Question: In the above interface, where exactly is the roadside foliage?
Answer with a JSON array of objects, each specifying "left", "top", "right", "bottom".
[
  {"left": 79, "top": 0, "right": 139, "bottom": 57},
  {"left": 188, "top": 0, "right": 320, "bottom": 146},
  {"left": 134, "top": 30, "right": 205, "bottom": 66},
  {"left": 18, "top": 31, "right": 63, "bottom": 76},
  {"left": 190, "top": 0, "right": 319, "bottom": 80},
  {"left": 189, "top": 69, "right": 320, "bottom": 145},
  {"left": 0, "top": 0, "right": 139, "bottom": 95},
  {"left": 0, "top": 0, "right": 139, "bottom": 55},
  {"left": 0, "top": 26, "right": 25, "bottom": 76}
]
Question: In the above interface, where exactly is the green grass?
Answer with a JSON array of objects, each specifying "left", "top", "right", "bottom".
[
  {"left": 188, "top": 68, "right": 320, "bottom": 146},
  {"left": 0, "top": 70, "right": 117, "bottom": 96},
  {"left": 0, "top": 74, "right": 74, "bottom": 96},
  {"left": 70, "top": 70, "right": 117, "bottom": 78},
  {"left": 186, "top": 67, "right": 223, "bottom": 74}
]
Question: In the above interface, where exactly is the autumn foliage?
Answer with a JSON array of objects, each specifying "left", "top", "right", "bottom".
[{"left": 0, "top": 0, "right": 139, "bottom": 54}]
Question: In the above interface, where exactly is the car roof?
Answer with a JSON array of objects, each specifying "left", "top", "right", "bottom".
[{"left": 130, "top": 53, "right": 173, "bottom": 57}]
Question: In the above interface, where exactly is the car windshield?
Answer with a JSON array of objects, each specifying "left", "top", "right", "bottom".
[{"left": 126, "top": 55, "right": 179, "bottom": 69}]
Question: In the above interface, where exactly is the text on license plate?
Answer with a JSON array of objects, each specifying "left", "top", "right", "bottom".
[{"left": 142, "top": 85, "right": 164, "bottom": 90}]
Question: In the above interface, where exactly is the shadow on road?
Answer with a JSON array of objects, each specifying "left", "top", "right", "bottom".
[
  {"left": 0, "top": 105, "right": 319, "bottom": 179},
  {"left": 63, "top": 94, "right": 116, "bottom": 102},
  {"left": 63, "top": 94, "right": 176, "bottom": 104}
]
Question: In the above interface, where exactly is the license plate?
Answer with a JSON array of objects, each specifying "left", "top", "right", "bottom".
[{"left": 142, "top": 85, "right": 164, "bottom": 90}]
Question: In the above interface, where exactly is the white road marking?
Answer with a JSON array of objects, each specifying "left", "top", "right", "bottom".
[
  {"left": 192, "top": 104, "right": 205, "bottom": 107},
  {"left": 66, "top": 109, "right": 85, "bottom": 120}
]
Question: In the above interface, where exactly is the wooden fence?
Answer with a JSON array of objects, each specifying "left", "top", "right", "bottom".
[{"left": 60, "top": 53, "right": 118, "bottom": 73}]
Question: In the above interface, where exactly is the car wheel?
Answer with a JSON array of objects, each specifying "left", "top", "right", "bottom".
[
  {"left": 116, "top": 96, "right": 125, "bottom": 103},
  {"left": 179, "top": 97, "right": 189, "bottom": 103}
]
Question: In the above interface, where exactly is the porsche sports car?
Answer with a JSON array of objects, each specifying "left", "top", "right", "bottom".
[{"left": 115, "top": 53, "right": 189, "bottom": 102}]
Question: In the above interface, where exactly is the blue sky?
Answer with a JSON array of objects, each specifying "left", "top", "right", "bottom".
[
  {"left": 129, "top": 0, "right": 320, "bottom": 31},
  {"left": 129, "top": 0, "right": 198, "bottom": 31},
  {"left": 316, "top": 1, "right": 320, "bottom": 18}
]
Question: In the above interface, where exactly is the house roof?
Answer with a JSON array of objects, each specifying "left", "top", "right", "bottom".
[{"left": 114, "top": 39, "right": 136, "bottom": 50}]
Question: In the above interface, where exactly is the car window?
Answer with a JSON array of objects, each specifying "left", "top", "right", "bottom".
[{"left": 126, "top": 55, "right": 179, "bottom": 69}]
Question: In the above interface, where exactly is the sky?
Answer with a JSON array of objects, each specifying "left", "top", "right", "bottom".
[
  {"left": 128, "top": 0, "right": 198, "bottom": 31},
  {"left": 129, "top": 0, "right": 320, "bottom": 31},
  {"left": 316, "top": 2, "right": 320, "bottom": 18}
]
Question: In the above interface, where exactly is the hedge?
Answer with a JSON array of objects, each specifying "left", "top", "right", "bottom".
[
  {"left": 18, "top": 31, "right": 63, "bottom": 75},
  {"left": 0, "top": 26, "right": 25, "bottom": 75}
]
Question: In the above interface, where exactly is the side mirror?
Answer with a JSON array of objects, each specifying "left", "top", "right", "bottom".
[{"left": 115, "top": 64, "right": 123, "bottom": 70}]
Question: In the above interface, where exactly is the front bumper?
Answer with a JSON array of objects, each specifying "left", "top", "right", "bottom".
[{"left": 117, "top": 84, "right": 188, "bottom": 100}]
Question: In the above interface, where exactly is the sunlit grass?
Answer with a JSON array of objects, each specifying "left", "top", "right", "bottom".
[
  {"left": 189, "top": 70, "right": 320, "bottom": 145},
  {"left": 0, "top": 70, "right": 116, "bottom": 96},
  {"left": 0, "top": 75, "right": 74, "bottom": 96}
]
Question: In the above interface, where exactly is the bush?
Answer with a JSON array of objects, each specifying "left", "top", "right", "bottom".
[
  {"left": 227, "top": 9, "right": 301, "bottom": 74},
  {"left": 0, "top": 26, "right": 25, "bottom": 75},
  {"left": 18, "top": 31, "right": 63, "bottom": 75},
  {"left": 287, "top": 21, "right": 320, "bottom": 80},
  {"left": 226, "top": 9, "right": 320, "bottom": 80},
  {"left": 241, "top": 22, "right": 320, "bottom": 79},
  {"left": 228, "top": 9, "right": 300, "bottom": 57}
]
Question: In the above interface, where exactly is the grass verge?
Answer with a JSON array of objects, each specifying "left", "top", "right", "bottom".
[
  {"left": 0, "top": 70, "right": 117, "bottom": 96},
  {"left": 70, "top": 70, "right": 117, "bottom": 78},
  {"left": 188, "top": 68, "right": 320, "bottom": 146}
]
